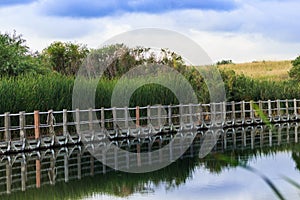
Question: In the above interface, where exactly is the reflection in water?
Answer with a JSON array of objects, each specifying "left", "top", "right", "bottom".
[{"left": 0, "top": 123, "right": 300, "bottom": 199}]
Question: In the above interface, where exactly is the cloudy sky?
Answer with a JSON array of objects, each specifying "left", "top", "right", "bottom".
[{"left": 0, "top": 0, "right": 299, "bottom": 63}]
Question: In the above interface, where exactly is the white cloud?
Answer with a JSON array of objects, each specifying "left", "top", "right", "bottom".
[{"left": 0, "top": 0, "right": 299, "bottom": 62}]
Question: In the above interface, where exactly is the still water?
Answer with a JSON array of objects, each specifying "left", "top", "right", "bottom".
[{"left": 1, "top": 123, "right": 300, "bottom": 200}]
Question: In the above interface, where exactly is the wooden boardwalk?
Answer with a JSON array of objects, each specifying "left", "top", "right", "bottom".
[{"left": 0, "top": 99, "right": 300, "bottom": 153}]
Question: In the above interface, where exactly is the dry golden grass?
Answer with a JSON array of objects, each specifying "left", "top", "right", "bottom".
[{"left": 218, "top": 60, "right": 293, "bottom": 82}]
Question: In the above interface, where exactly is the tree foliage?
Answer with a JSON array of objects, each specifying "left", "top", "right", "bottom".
[
  {"left": 289, "top": 55, "right": 300, "bottom": 81},
  {"left": 0, "top": 31, "right": 47, "bottom": 76},
  {"left": 42, "top": 41, "right": 89, "bottom": 76}
]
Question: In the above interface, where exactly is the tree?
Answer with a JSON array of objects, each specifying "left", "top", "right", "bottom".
[
  {"left": 289, "top": 55, "right": 300, "bottom": 81},
  {"left": 42, "top": 41, "right": 89, "bottom": 76},
  {"left": 0, "top": 31, "right": 46, "bottom": 76}
]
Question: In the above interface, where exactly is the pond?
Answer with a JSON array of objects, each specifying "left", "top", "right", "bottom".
[{"left": 1, "top": 123, "right": 300, "bottom": 200}]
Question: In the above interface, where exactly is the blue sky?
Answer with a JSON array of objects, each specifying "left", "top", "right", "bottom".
[{"left": 0, "top": 0, "right": 299, "bottom": 62}]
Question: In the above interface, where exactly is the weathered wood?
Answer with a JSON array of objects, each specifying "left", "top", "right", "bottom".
[
  {"left": 168, "top": 105, "right": 172, "bottom": 126},
  {"left": 88, "top": 108, "right": 93, "bottom": 131},
  {"left": 112, "top": 107, "right": 117, "bottom": 129},
  {"left": 101, "top": 107, "right": 105, "bottom": 129},
  {"left": 124, "top": 107, "right": 129, "bottom": 129},
  {"left": 34, "top": 111, "right": 40, "bottom": 140},
  {"left": 231, "top": 101, "right": 236, "bottom": 120},
  {"left": 158, "top": 105, "right": 162, "bottom": 127},
  {"left": 19, "top": 111, "right": 26, "bottom": 141},
  {"left": 268, "top": 100, "right": 272, "bottom": 117},
  {"left": 63, "top": 109, "right": 68, "bottom": 136},
  {"left": 75, "top": 109, "right": 80, "bottom": 134},
  {"left": 276, "top": 99, "right": 281, "bottom": 115},
  {"left": 136, "top": 106, "right": 140, "bottom": 127},
  {"left": 4, "top": 112, "right": 11, "bottom": 142}
]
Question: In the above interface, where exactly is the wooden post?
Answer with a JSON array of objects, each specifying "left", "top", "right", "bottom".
[
  {"left": 4, "top": 112, "right": 11, "bottom": 142},
  {"left": 179, "top": 104, "right": 183, "bottom": 125},
  {"left": 168, "top": 105, "right": 172, "bottom": 126},
  {"left": 34, "top": 111, "right": 40, "bottom": 140},
  {"left": 285, "top": 99, "right": 289, "bottom": 116},
  {"left": 199, "top": 103, "right": 203, "bottom": 125},
  {"left": 189, "top": 104, "right": 193, "bottom": 125},
  {"left": 276, "top": 99, "right": 281, "bottom": 116},
  {"left": 268, "top": 100, "right": 272, "bottom": 117},
  {"left": 124, "top": 107, "right": 129, "bottom": 129},
  {"left": 75, "top": 109, "right": 80, "bottom": 134},
  {"left": 101, "top": 107, "right": 105, "bottom": 129},
  {"left": 63, "top": 109, "right": 68, "bottom": 137},
  {"left": 88, "top": 108, "right": 93, "bottom": 131},
  {"left": 222, "top": 101, "right": 227, "bottom": 122},
  {"left": 147, "top": 105, "right": 151, "bottom": 126},
  {"left": 250, "top": 101, "right": 254, "bottom": 119},
  {"left": 112, "top": 107, "right": 117, "bottom": 129},
  {"left": 158, "top": 105, "right": 162, "bottom": 127},
  {"left": 241, "top": 101, "right": 246, "bottom": 120},
  {"left": 231, "top": 101, "right": 236, "bottom": 120},
  {"left": 19, "top": 111, "right": 26, "bottom": 141},
  {"left": 258, "top": 100, "right": 263, "bottom": 117},
  {"left": 294, "top": 99, "right": 298, "bottom": 117},
  {"left": 36, "top": 160, "right": 41, "bottom": 188},
  {"left": 136, "top": 106, "right": 140, "bottom": 128}
]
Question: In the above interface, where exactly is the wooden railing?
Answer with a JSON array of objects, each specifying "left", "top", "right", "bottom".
[{"left": 0, "top": 99, "right": 300, "bottom": 153}]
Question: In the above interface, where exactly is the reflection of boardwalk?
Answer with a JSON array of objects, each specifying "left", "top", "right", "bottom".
[
  {"left": 0, "top": 99, "right": 300, "bottom": 153},
  {"left": 0, "top": 123, "right": 299, "bottom": 195}
]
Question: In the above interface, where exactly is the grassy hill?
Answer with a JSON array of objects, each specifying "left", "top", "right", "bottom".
[{"left": 217, "top": 60, "right": 292, "bottom": 82}]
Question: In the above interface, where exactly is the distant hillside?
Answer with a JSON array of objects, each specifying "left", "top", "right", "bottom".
[{"left": 217, "top": 60, "right": 292, "bottom": 82}]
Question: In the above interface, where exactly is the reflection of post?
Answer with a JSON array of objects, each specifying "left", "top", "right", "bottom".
[
  {"left": 21, "top": 158, "right": 26, "bottom": 191},
  {"left": 36, "top": 160, "right": 41, "bottom": 188},
  {"left": 64, "top": 154, "right": 69, "bottom": 182},
  {"left": 295, "top": 125, "right": 298, "bottom": 143},
  {"left": 137, "top": 144, "right": 141, "bottom": 167},
  {"left": 77, "top": 152, "right": 81, "bottom": 180},
  {"left": 159, "top": 139, "right": 162, "bottom": 163},
  {"left": 48, "top": 157, "right": 56, "bottom": 185},
  {"left": 242, "top": 128, "right": 246, "bottom": 147},
  {"left": 278, "top": 127, "right": 282, "bottom": 145},
  {"left": 269, "top": 129, "right": 272, "bottom": 147},
  {"left": 102, "top": 152, "right": 106, "bottom": 174},
  {"left": 90, "top": 155, "right": 94, "bottom": 176},
  {"left": 260, "top": 129, "right": 263, "bottom": 148},
  {"left": 6, "top": 161, "right": 12, "bottom": 194},
  {"left": 251, "top": 129, "right": 255, "bottom": 149}
]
